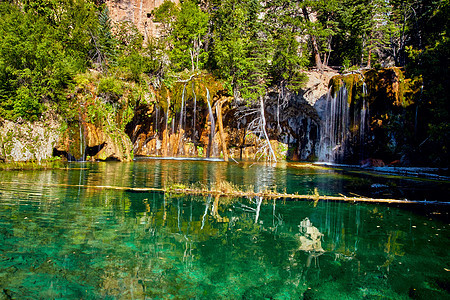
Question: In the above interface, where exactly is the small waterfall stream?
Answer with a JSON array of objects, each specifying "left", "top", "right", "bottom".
[
  {"left": 177, "top": 84, "right": 187, "bottom": 155},
  {"left": 155, "top": 105, "right": 159, "bottom": 134},
  {"left": 205, "top": 87, "right": 216, "bottom": 157},
  {"left": 164, "top": 96, "right": 170, "bottom": 156},
  {"left": 78, "top": 124, "right": 85, "bottom": 161},
  {"left": 192, "top": 81, "right": 197, "bottom": 142},
  {"left": 359, "top": 83, "right": 369, "bottom": 160}
]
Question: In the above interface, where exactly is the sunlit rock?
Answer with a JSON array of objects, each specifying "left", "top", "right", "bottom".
[{"left": 0, "top": 116, "right": 60, "bottom": 162}]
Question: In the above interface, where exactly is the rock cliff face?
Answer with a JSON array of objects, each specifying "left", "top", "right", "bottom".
[
  {"left": 55, "top": 122, "right": 133, "bottom": 162},
  {"left": 106, "top": 0, "right": 178, "bottom": 42},
  {"left": 2, "top": 68, "right": 415, "bottom": 164},
  {"left": 123, "top": 71, "right": 338, "bottom": 162},
  {"left": 0, "top": 116, "right": 60, "bottom": 162},
  {"left": 264, "top": 70, "right": 337, "bottom": 161},
  {"left": 0, "top": 116, "right": 133, "bottom": 163},
  {"left": 316, "top": 68, "right": 421, "bottom": 165}
]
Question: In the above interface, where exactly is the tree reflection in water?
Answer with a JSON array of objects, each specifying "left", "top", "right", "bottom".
[{"left": 0, "top": 162, "right": 448, "bottom": 298}]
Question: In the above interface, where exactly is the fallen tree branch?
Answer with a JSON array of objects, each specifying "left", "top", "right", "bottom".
[{"left": 1, "top": 181, "right": 444, "bottom": 205}]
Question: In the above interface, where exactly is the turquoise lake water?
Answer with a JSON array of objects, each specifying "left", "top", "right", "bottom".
[{"left": 0, "top": 159, "right": 449, "bottom": 298}]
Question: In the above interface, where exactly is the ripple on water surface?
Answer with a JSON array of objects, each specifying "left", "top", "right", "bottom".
[{"left": 0, "top": 162, "right": 449, "bottom": 298}]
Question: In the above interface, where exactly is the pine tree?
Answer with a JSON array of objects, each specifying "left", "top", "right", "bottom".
[
  {"left": 170, "top": 0, "right": 209, "bottom": 72},
  {"left": 211, "top": 0, "right": 269, "bottom": 102}
]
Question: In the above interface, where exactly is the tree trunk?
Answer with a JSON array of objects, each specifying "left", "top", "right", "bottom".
[
  {"left": 302, "top": 7, "right": 323, "bottom": 70},
  {"left": 215, "top": 98, "right": 229, "bottom": 162},
  {"left": 189, "top": 49, "right": 195, "bottom": 72},
  {"left": 312, "top": 36, "right": 323, "bottom": 70}
]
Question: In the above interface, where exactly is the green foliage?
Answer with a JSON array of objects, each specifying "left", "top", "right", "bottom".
[
  {"left": 170, "top": 1, "right": 209, "bottom": 71},
  {"left": 117, "top": 50, "right": 158, "bottom": 82},
  {"left": 0, "top": 1, "right": 99, "bottom": 121},
  {"left": 92, "top": 6, "right": 117, "bottom": 73},
  {"left": 152, "top": 0, "right": 179, "bottom": 28},
  {"left": 13, "top": 86, "right": 44, "bottom": 120},
  {"left": 97, "top": 76, "right": 123, "bottom": 103},
  {"left": 114, "top": 21, "right": 143, "bottom": 53},
  {"left": 210, "top": 0, "right": 269, "bottom": 102},
  {"left": 403, "top": 0, "right": 450, "bottom": 166},
  {"left": 153, "top": 1, "right": 209, "bottom": 72}
]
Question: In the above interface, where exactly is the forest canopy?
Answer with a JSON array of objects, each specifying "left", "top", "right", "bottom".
[{"left": 0, "top": 0, "right": 448, "bottom": 164}]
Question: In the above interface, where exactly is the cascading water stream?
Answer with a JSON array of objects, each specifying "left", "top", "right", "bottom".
[
  {"left": 205, "top": 87, "right": 216, "bottom": 157},
  {"left": 359, "top": 82, "right": 369, "bottom": 160},
  {"left": 192, "top": 81, "right": 197, "bottom": 142},
  {"left": 177, "top": 84, "right": 187, "bottom": 155},
  {"left": 155, "top": 105, "right": 161, "bottom": 155},
  {"left": 165, "top": 98, "right": 170, "bottom": 134},
  {"left": 165, "top": 96, "right": 170, "bottom": 156},
  {"left": 318, "top": 77, "right": 372, "bottom": 164},
  {"left": 155, "top": 105, "right": 159, "bottom": 134},
  {"left": 78, "top": 116, "right": 86, "bottom": 162},
  {"left": 318, "top": 85, "right": 350, "bottom": 163},
  {"left": 171, "top": 116, "right": 175, "bottom": 135}
]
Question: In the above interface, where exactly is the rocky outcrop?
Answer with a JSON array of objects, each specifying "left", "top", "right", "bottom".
[
  {"left": 263, "top": 89, "right": 321, "bottom": 161},
  {"left": 302, "top": 70, "right": 338, "bottom": 107},
  {"left": 0, "top": 115, "right": 133, "bottom": 163},
  {"left": 124, "top": 70, "right": 337, "bottom": 161},
  {"left": 0, "top": 116, "right": 61, "bottom": 162},
  {"left": 56, "top": 122, "right": 133, "bottom": 161},
  {"left": 316, "top": 67, "right": 422, "bottom": 165},
  {"left": 106, "top": 0, "right": 178, "bottom": 43}
]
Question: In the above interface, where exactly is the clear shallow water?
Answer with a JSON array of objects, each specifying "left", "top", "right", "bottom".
[{"left": 0, "top": 160, "right": 449, "bottom": 299}]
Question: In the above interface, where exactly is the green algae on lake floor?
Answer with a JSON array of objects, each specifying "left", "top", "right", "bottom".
[{"left": 0, "top": 160, "right": 449, "bottom": 298}]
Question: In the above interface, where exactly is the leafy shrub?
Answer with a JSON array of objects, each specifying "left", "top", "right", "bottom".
[{"left": 97, "top": 76, "right": 123, "bottom": 103}]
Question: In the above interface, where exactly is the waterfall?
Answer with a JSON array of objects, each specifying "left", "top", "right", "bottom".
[
  {"left": 179, "top": 83, "right": 186, "bottom": 132},
  {"left": 155, "top": 105, "right": 159, "bottom": 134},
  {"left": 192, "top": 81, "right": 197, "bottom": 142},
  {"left": 177, "top": 84, "right": 187, "bottom": 155},
  {"left": 154, "top": 105, "right": 160, "bottom": 155},
  {"left": 205, "top": 87, "right": 216, "bottom": 157},
  {"left": 165, "top": 97, "right": 170, "bottom": 134},
  {"left": 318, "top": 85, "right": 350, "bottom": 163},
  {"left": 276, "top": 95, "right": 280, "bottom": 133},
  {"left": 164, "top": 96, "right": 170, "bottom": 156},
  {"left": 359, "top": 83, "right": 369, "bottom": 160},
  {"left": 171, "top": 115, "right": 175, "bottom": 135},
  {"left": 318, "top": 78, "right": 371, "bottom": 164},
  {"left": 78, "top": 117, "right": 86, "bottom": 162}
]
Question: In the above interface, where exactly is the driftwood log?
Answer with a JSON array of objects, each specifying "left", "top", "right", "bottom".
[{"left": 2, "top": 181, "right": 442, "bottom": 205}]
